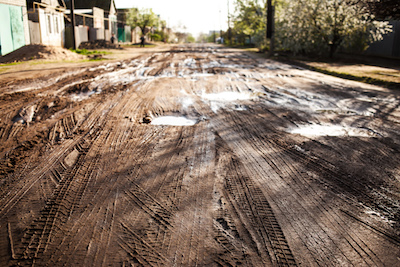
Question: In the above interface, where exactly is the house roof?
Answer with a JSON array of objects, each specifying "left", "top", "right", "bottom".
[
  {"left": 61, "top": 0, "right": 115, "bottom": 11},
  {"left": 27, "top": 0, "right": 62, "bottom": 8}
]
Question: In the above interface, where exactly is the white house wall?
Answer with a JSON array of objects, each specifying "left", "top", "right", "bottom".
[
  {"left": 38, "top": 9, "right": 65, "bottom": 46},
  {"left": 93, "top": 7, "right": 104, "bottom": 29}
]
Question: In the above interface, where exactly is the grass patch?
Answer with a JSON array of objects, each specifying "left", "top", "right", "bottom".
[
  {"left": 86, "top": 57, "right": 107, "bottom": 61},
  {"left": 243, "top": 48, "right": 259, "bottom": 53},
  {"left": 70, "top": 48, "right": 112, "bottom": 55},
  {"left": 70, "top": 49, "right": 111, "bottom": 61},
  {"left": 0, "top": 62, "right": 23, "bottom": 67},
  {"left": 29, "top": 60, "right": 60, "bottom": 65},
  {"left": 126, "top": 44, "right": 156, "bottom": 48}
]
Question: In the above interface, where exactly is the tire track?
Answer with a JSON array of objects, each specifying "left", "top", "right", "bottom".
[
  {"left": 214, "top": 110, "right": 386, "bottom": 265},
  {"left": 13, "top": 136, "right": 100, "bottom": 265},
  {"left": 215, "top": 133, "right": 297, "bottom": 266},
  {"left": 9, "top": 91, "right": 120, "bottom": 265}
]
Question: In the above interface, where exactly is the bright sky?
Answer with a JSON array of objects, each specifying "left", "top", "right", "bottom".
[{"left": 114, "top": 0, "right": 235, "bottom": 37}]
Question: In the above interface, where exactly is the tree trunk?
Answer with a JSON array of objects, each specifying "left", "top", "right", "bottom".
[
  {"left": 329, "top": 44, "right": 336, "bottom": 58},
  {"left": 329, "top": 34, "right": 342, "bottom": 58}
]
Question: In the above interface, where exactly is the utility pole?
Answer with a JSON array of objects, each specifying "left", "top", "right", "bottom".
[
  {"left": 70, "top": 0, "right": 76, "bottom": 49},
  {"left": 266, "top": 0, "right": 275, "bottom": 56},
  {"left": 228, "top": 0, "right": 232, "bottom": 45}
]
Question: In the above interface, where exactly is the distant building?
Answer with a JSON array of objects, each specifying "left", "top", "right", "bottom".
[
  {"left": 0, "top": 0, "right": 30, "bottom": 55},
  {"left": 26, "top": 0, "right": 66, "bottom": 47},
  {"left": 63, "top": 0, "right": 117, "bottom": 42},
  {"left": 63, "top": 6, "right": 106, "bottom": 46}
]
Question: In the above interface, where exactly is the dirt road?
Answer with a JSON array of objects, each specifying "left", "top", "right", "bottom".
[{"left": 0, "top": 44, "right": 399, "bottom": 266}]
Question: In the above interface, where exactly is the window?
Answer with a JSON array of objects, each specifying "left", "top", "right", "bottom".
[
  {"left": 54, "top": 16, "right": 59, "bottom": 34},
  {"left": 47, "top": 14, "right": 52, "bottom": 34}
]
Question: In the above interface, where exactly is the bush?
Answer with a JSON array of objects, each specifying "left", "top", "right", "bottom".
[{"left": 150, "top": 34, "right": 162, "bottom": 42}]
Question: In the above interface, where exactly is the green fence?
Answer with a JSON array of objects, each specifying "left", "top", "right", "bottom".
[
  {"left": 118, "top": 25, "right": 131, "bottom": 43},
  {"left": 0, "top": 4, "right": 26, "bottom": 56}
]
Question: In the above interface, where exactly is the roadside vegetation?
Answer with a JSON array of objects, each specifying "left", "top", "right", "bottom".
[
  {"left": 125, "top": 8, "right": 170, "bottom": 42},
  {"left": 0, "top": 62, "right": 23, "bottom": 67},
  {"left": 222, "top": 0, "right": 399, "bottom": 89},
  {"left": 124, "top": 44, "right": 156, "bottom": 48},
  {"left": 125, "top": 7, "right": 195, "bottom": 44},
  {"left": 69, "top": 49, "right": 112, "bottom": 61},
  {"left": 224, "top": 0, "right": 398, "bottom": 58}
]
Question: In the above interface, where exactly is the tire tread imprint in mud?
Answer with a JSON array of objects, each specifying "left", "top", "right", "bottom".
[
  {"left": 213, "top": 109, "right": 388, "bottom": 266},
  {"left": 214, "top": 132, "right": 297, "bottom": 266}
]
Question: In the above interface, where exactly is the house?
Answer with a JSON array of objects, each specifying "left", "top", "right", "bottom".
[
  {"left": 0, "top": 0, "right": 30, "bottom": 56},
  {"left": 63, "top": 0, "right": 117, "bottom": 42},
  {"left": 117, "top": 9, "right": 132, "bottom": 43},
  {"left": 26, "top": 0, "right": 66, "bottom": 47},
  {"left": 63, "top": 6, "right": 105, "bottom": 46}
]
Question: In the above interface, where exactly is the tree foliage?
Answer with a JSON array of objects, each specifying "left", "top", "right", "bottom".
[
  {"left": 233, "top": 0, "right": 265, "bottom": 46},
  {"left": 126, "top": 8, "right": 158, "bottom": 36},
  {"left": 275, "top": 0, "right": 392, "bottom": 56},
  {"left": 230, "top": 0, "right": 393, "bottom": 57},
  {"left": 362, "top": 0, "right": 400, "bottom": 20}
]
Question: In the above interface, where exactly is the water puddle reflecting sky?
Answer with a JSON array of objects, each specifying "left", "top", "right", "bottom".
[
  {"left": 151, "top": 116, "right": 197, "bottom": 126},
  {"left": 288, "top": 124, "right": 379, "bottom": 138}
]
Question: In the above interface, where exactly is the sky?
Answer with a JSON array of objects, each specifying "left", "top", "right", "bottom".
[{"left": 114, "top": 0, "right": 235, "bottom": 37}]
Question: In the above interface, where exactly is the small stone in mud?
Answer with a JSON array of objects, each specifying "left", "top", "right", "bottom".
[{"left": 142, "top": 116, "right": 152, "bottom": 124}]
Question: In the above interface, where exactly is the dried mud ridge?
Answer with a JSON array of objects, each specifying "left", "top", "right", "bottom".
[{"left": 0, "top": 44, "right": 400, "bottom": 266}]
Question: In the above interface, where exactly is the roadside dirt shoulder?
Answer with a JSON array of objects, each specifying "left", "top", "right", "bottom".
[
  {"left": 279, "top": 54, "right": 400, "bottom": 89},
  {"left": 243, "top": 49, "right": 400, "bottom": 89}
]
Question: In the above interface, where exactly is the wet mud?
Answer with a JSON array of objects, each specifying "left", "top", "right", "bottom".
[{"left": 0, "top": 44, "right": 399, "bottom": 266}]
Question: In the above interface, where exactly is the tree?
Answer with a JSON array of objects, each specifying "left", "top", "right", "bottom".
[
  {"left": 275, "top": 0, "right": 392, "bottom": 57},
  {"left": 174, "top": 32, "right": 188, "bottom": 43},
  {"left": 362, "top": 0, "right": 400, "bottom": 20},
  {"left": 186, "top": 34, "right": 196, "bottom": 43},
  {"left": 126, "top": 8, "right": 158, "bottom": 36},
  {"left": 233, "top": 0, "right": 265, "bottom": 47}
]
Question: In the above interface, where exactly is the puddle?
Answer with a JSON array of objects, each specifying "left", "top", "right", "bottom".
[
  {"left": 234, "top": 104, "right": 247, "bottom": 111},
  {"left": 288, "top": 124, "right": 379, "bottom": 138},
  {"left": 13, "top": 105, "right": 36, "bottom": 124},
  {"left": 151, "top": 116, "right": 197, "bottom": 126},
  {"left": 263, "top": 87, "right": 383, "bottom": 117},
  {"left": 200, "top": 91, "right": 257, "bottom": 113},
  {"left": 265, "top": 88, "right": 337, "bottom": 112},
  {"left": 182, "top": 58, "right": 197, "bottom": 68},
  {"left": 180, "top": 97, "right": 194, "bottom": 109},
  {"left": 70, "top": 90, "right": 100, "bottom": 101},
  {"left": 364, "top": 208, "right": 396, "bottom": 225}
]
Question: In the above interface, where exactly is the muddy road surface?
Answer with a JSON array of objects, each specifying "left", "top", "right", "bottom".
[{"left": 1, "top": 44, "right": 400, "bottom": 266}]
